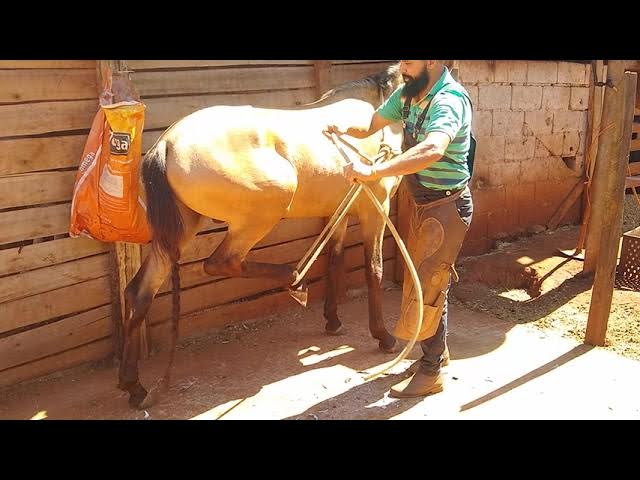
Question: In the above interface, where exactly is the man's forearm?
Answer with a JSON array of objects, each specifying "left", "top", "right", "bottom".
[
  {"left": 374, "top": 141, "right": 444, "bottom": 178},
  {"left": 344, "top": 126, "right": 374, "bottom": 139},
  {"left": 342, "top": 112, "right": 391, "bottom": 139}
]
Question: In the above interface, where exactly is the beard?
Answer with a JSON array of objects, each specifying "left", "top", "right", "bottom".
[{"left": 402, "top": 68, "right": 430, "bottom": 99}]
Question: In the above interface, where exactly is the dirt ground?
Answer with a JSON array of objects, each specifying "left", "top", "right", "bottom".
[
  {"left": 1, "top": 197, "right": 638, "bottom": 419},
  {"left": 0, "top": 285, "right": 432, "bottom": 420},
  {"left": 1, "top": 276, "right": 638, "bottom": 420},
  {"left": 452, "top": 223, "right": 640, "bottom": 360}
]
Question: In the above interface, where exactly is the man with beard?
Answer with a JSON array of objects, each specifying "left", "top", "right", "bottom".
[{"left": 325, "top": 60, "right": 475, "bottom": 398}]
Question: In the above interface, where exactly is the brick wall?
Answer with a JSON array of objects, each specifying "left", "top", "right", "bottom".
[{"left": 458, "top": 60, "right": 591, "bottom": 256}]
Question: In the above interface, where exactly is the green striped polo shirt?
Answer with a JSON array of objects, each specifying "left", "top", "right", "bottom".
[{"left": 377, "top": 66, "right": 472, "bottom": 191}]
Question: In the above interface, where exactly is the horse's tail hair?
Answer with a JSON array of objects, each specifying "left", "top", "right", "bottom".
[{"left": 142, "top": 139, "right": 184, "bottom": 263}]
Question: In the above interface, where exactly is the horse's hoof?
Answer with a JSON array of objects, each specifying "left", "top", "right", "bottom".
[
  {"left": 127, "top": 383, "right": 149, "bottom": 409},
  {"left": 288, "top": 283, "right": 308, "bottom": 307},
  {"left": 378, "top": 336, "right": 397, "bottom": 354},
  {"left": 138, "top": 387, "right": 161, "bottom": 410},
  {"left": 325, "top": 323, "right": 344, "bottom": 336}
]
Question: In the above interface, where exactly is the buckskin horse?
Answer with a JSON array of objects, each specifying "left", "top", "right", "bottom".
[{"left": 119, "top": 63, "right": 405, "bottom": 408}]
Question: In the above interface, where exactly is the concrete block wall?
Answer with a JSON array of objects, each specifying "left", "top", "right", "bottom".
[{"left": 457, "top": 60, "right": 591, "bottom": 256}]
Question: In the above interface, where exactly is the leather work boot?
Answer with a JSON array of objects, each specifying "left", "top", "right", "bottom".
[
  {"left": 389, "top": 370, "right": 444, "bottom": 399},
  {"left": 406, "top": 344, "right": 450, "bottom": 375},
  {"left": 443, "top": 344, "right": 450, "bottom": 366}
]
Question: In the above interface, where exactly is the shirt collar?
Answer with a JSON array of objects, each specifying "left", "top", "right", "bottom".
[{"left": 415, "top": 66, "right": 453, "bottom": 105}]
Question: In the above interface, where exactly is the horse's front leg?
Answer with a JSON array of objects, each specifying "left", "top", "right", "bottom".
[
  {"left": 323, "top": 218, "right": 348, "bottom": 335},
  {"left": 361, "top": 214, "right": 396, "bottom": 353}
]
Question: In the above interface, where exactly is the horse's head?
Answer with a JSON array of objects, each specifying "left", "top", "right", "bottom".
[
  {"left": 315, "top": 62, "right": 405, "bottom": 155},
  {"left": 319, "top": 60, "right": 457, "bottom": 107},
  {"left": 318, "top": 62, "right": 403, "bottom": 108}
]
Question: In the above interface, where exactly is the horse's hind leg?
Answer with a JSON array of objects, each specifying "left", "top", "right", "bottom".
[
  {"left": 118, "top": 205, "right": 202, "bottom": 408},
  {"left": 323, "top": 217, "right": 348, "bottom": 335},
  {"left": 203, "top": 215, "right": 297, "bottom": 286},
  {"left": 118, "top": 246, "right": 172, "bottom": 406}
]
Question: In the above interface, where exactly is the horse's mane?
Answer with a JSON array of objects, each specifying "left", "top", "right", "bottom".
[
  {"left": 319, "top": 62, "right": 402, "bottom": 101},
  {"left": 274, "top": 62, "right": 403, "bottom": 111}
]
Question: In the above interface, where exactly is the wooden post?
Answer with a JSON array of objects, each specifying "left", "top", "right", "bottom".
[
  {"left": 313, "top": 61, "right": 332, "bottom": 98},
  {"left": 585, "top": 69, "right": 637, "bottom": 346},
  {"left": 547, "top": 178, "right": 585, "bottom": 231},
  {"left": 583, "top": 61, "right": 608, "bottom": 271},
  {"left": 568, "top": 61, "right": 605, "bottom": 259},
  {"left": 97, "top": 60, "right": 148, "bottom": 360},
  {"left": 585, "top": 61, "right": 606, "bottom": 201}
]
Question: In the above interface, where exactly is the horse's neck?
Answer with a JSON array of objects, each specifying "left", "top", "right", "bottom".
[
  {"left": 307, "top": 84, "right": 404, "bottom": 153},
  {"left": 310, "top": 87, "right": 383, "bottom": 110}
]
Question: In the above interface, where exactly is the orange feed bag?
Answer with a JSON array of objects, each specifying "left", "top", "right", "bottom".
[{"left": 69, "top": 101, "right": 151, "bottom": 243}]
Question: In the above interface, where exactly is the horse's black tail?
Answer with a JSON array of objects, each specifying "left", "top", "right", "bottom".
[
  {"left": 141, "top": 140, "right": 184, "bottom": 263},
  {"left": 140, "top": 141, "right": 183, "bottom": 401}
]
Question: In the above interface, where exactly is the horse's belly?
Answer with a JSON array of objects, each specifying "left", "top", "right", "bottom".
[
  {"left": 282, "top": 141, "right": 383, "bottom": 218},
  {"left": 285, "top": 175, "right": 354, "bottom": 218}
]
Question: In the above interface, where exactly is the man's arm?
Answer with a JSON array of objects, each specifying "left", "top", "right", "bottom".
[
  {"left": 344, "top": 92, "right": 465, "bottom": 183},
  {"left": 325, "top": 111, "right": 392, "bottom": 139},
  {"left": 373, "top": 131, "right": 451, "bottom": 177},
  {"left": 325, "top": 84, "right": 403, "bottom": 139},
  {"left": 343, "top": 131, "right": 451, "bottom": 182}
]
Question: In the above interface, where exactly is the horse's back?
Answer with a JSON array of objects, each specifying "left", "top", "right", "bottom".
[
  {"left": 161, "top": 99, "right": 384, "bottom": 221},
  {"left": 165, "top": 99, "right": 374, "bottom": 136}
]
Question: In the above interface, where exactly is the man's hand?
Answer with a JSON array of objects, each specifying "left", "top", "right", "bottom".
[
  {"left": 324, "top": 112, "right": 391, "bottom": 141},
  {"left": 324, "top": 124, "right": 348, "bottom": 136},
  {"left": 343, "top": 160, "right": 377, "bottom": 183}
]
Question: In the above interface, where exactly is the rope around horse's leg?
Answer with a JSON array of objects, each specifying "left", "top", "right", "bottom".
[
  {"left": 358, "top": 183, "right": 423, "bottom": 381},
  {"left": 293, "top": 137, "right": 390, "bottom": 286},
  {"left": 326, "top": 132, "right": 424, "bottom": 381},
  {"left": 290, "top": 132, "right": 424, "bottom": 382},
  {"left": 293, "top": 183, "right": 362, "bottom": 283}
]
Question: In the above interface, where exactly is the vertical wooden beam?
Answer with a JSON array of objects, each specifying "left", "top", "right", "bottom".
[
  {"left": 581, "top": 61, "right": 606, "bottom": 269},
  {"left": 547, "top": 178, "right": 585, "bottom": 231},
  {"left": 585, "top": 68, "right": 637, "bottom": 346},
  {"left": 571, "top": 61, "right": 604, "bottom": 258},
  {"left": 313, "top": 61, "right": 332, "bottom": 99},
  {"left": 108, "top": 248, "right": 124, "bottom": 362},
  {"left": 97, "top": 60, "right": 148, "bottom": 360},
  {"left": 583, "top": 60, "right": 605, "bottom": 206},
  {"left": 115, "top": 242, "right": 146, "bottom": 357}
]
